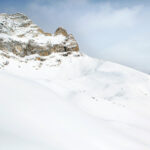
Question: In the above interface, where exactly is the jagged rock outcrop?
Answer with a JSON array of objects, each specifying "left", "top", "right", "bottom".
[
  {"left": 55, "top": 27, "right": 68, "bottom": 37},
  {"left": 0, "top": 13, "right": 79, "bottom": 57}
]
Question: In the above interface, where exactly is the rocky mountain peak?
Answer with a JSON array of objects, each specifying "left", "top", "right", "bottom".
[
  {"left": 0, "top": 13, "right": 79, "bottom": 57},
  {"left": 55, "top": 27, "right": 68, "bottom": 36}
]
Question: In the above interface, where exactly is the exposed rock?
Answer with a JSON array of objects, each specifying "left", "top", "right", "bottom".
[
  {"left": 35, "top": 57, "right": 46, "bottom": 61},
  {"left": 66, "top": 34, "right": 79, "bottom": 51},
  {"left": 39, "top": 51, "right": 50, "bottom": 56},
  {"left": 61, "top": 51, "right": 72, "bottom": 57},
  {"left": 44, "top": 33, "right": 52, "bottom": 36},
  {"left": 0, "top": 13, "right": 79, "bottom": 57},
  {"left": 55, "top": 27, "right": 68, "bottom": 36},
  {"left": 51, "top": 44, "right": 65, "bottom": 53}
]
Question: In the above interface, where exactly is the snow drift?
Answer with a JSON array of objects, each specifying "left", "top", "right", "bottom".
[{"left": 0, "top": 52, "right": 150, "bottom": 150}]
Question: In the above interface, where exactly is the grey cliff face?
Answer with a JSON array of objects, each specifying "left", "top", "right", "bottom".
[{"left": 0, "top": 13, "right": 79, "bottom": 57}]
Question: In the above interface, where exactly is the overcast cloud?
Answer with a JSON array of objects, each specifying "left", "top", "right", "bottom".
[{"left": 1, "top": 0, "right": 150, "bottom": 73}]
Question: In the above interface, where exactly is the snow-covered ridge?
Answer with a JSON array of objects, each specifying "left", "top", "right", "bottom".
[
  {"left": 0, "top": 50, "right": 150, "bottom": 150},
  {"left": 1, "top": 48, "right": 150, "bottom": 104},
  {"left": 0, "top": 13, "right": 79, "bottom": 56}
]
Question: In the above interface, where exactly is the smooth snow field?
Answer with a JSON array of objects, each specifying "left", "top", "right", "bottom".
[{"left": 0, "top": 52, "right": 150, "bottom": 150}]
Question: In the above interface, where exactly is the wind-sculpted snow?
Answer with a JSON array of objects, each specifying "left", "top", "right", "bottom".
[{"left": 0, "top": 52, "right": 150, "bottom": 150}]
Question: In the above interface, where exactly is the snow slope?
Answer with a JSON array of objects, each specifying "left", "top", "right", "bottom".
[{"left": 0, "top": 52, "right": 150, "bottom": 150}]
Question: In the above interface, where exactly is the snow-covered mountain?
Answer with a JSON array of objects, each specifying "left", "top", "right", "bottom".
[
  {"left": 0, "top": 13, "right": 150, "bottom": 150},
  {"left": 0, "top": 13, "right": 79, "bottom": 56}
]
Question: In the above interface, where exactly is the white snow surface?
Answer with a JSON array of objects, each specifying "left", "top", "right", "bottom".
[{"left": 0, "top": 51, "right": 150, "bottom": 150}]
